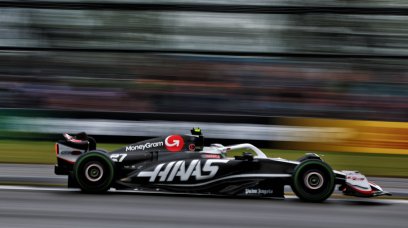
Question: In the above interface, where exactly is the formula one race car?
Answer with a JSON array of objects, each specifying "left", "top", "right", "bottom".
[{"left": 54, "top": 128, "right": 390, "bottom": 202}]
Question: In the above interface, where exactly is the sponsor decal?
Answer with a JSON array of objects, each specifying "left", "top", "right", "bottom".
[
  {"left": 245, "top": 188, "right": 274, "bottom": 195},
  {"left": 165, "top": 135, "right": 184, "bottom": 152},
  {"left": 188, "top": 144, "right": 196, "bottom": 151},
  {"left": 110, "top": 153, "right": 127, "bottom": 162},
  {"left": 202, "top": 154, "right": 221, "bottom": 159},
  {"left": 347, "top": 176, "right": 365, "bottom": 181},
  {"left": 125, "top": 141, "right": 163, "bottom": 151},
  {"left": 138, "top": 159, "right": 228, "bottom": 182}
]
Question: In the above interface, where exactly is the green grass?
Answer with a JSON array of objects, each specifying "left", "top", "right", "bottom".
[
  {"left": 0, "top": 140, "right": 407, "bottom": 177},
  {"left": 0, "top": 140, "right": 121, "bottom": 164}
]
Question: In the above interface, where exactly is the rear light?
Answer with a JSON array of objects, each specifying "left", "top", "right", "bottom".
[{"left": 55, "top": 143, "right": 59, "bottom": 155}]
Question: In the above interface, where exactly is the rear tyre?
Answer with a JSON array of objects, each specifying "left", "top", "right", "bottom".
[
  {"left": 291, "top": 160, "right": 335, "bottom": 202},
  {"left": 73, "top": 151, "right": 115, "bottom": 193}
]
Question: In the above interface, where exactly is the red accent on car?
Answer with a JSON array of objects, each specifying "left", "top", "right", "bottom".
[
  {"left": 55, "top": 143, "right": 59, "bottom": 155},
  {"left": 188, "top": 144, "right": 196, "bottom": 151},
  {"left": 165, "top": 135, "right": 185, "bottom": 152},
  {"left": 58, "top": 157, "right": 75, "bottom": 164},
  {"left": 346, "top": 183, "right": 375, "bottom": 195},
  {"left": 64, "top": 133, "right": 83, "bottom": 143}
]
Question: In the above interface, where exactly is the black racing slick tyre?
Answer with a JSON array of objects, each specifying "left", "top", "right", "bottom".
[
  {"left": 73, "top": 151, "right": 115, "bottom": 193},
  {"left": 291, "top": 160, "right": 335, "bottom": 202}
]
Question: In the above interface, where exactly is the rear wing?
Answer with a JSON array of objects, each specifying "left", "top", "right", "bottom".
[{"left": 57, "top": 132, "right": 96, "bottom": 153}]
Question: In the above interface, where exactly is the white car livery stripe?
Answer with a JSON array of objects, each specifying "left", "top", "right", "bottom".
[{"left": 155, "top": 173, "right": 292, "bottom": 187}]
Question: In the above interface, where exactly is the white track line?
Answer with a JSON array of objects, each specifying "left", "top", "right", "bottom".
[{"left": 0, "top": 185, "right": 407, "bottom": 204}]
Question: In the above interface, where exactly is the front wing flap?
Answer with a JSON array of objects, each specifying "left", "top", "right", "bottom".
[{"left": 340, "top": 171, "right": 391, "bottom": 197}]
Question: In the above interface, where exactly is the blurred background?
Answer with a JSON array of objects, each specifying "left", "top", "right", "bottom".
[{"left": 0, "top": 0, "right": 407, "bottom": 176}]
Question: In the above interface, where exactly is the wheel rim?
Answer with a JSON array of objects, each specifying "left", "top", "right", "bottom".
[
  {"left": 85, "top": 163, "right": 104, "bottom": 182},
  {"left": 304, "top": 171, "right": 324, "bottom": 190}
]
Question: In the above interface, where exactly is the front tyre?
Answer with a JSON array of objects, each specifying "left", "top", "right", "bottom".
[
  {"left": 74, "top": 152, "right": 115, "bottom": 193},
  {"left": 291, "top": 160, "right": 335, "bottom": 202}
]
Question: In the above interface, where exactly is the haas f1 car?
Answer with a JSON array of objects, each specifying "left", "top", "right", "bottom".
[{"left": 55, "top": 128, "right": 390, "bottom": 202}]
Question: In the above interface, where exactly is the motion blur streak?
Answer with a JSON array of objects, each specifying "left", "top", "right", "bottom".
[
  {"left": 0, "top": 0, "right": 407, "bottom": 121},
  {"left": 3, "top": 115, "right": 408, "bottom": 154}
]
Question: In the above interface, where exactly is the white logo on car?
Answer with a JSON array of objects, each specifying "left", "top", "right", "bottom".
[
  {"left": 110, "top": 153, "right": 127, "bottom": 162},
  {"left": 138, "top": 159, "right": 229, "bottom": 182},
  {"left": 245, "top": 188, "right": 274, "bottom": 195},
  {"left": 165, "top": 136, "right": 180, "bottom": 147},
  {"left": 125, "top": 141, "right": 164, "bottom": 151}
]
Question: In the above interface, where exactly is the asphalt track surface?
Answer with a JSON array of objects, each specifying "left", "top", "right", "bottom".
[
  {"left": 0, "top": 186, "right": 407, "bottom": 228},
  {"left": 0, "top": 164, "right": 407, "bottom": 228}
]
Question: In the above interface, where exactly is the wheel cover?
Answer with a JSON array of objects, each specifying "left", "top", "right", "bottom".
[
  {"left": 85, "top": 163, "right": 104, "bottom": 182},
  {"left": 304, "top": 171, "right": 324, "bottom": 190}
]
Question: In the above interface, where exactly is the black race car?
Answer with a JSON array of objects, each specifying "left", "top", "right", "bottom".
[{"left": 54, "top": 128, "right": 390, "bottom": 202}]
